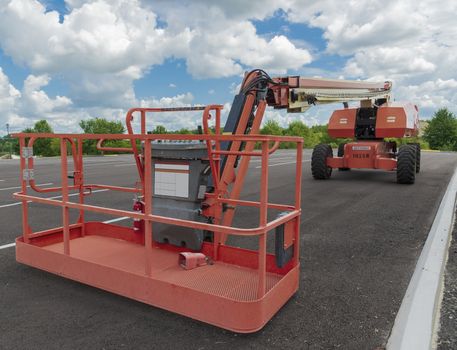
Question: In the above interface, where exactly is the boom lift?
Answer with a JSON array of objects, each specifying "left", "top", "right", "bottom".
[
  {"left": 306, "top": 83, "right": 420, "bottom": 184},
  {"left": 13, "top": 70, "right": 410, "bottom": 333}
]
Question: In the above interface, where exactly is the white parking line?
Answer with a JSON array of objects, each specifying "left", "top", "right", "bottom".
[
  {"left": 0, "top": 215, "right": 130, "bottom": 250},
  {"left": 255, "top": 159, "right": 310, "bottom": 168},
  {"left": 114, "top": 163, "right": 136, "bottom": 167},
  {"left": 103, "top": 216, "right": 130, "bottom": 224},
  {"left": 0, "top": 242, "right": 15, "bottom": 249},
  {"left": 251, "top": 157, "right": 295, "bottom": 163},
  {"left": 0, "top": 182, "right": 53, "bottom": 191},
  {"left": 84, "top": 162, "right": 125, "bottom": 167},
  {"left": 0, "top": 189, "right": 109, "bottom": 209},
  {"left": 0, "top": 202, "right": 28, "bottom": 209}
]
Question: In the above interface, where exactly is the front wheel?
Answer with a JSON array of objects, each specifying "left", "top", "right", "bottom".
[
  {"left": 397, "top": 144, "right": 416, "bottom": 184},
  {"left": 312, "top": 144, "right": 333, "bottom": 180},
  {"left": 408, "top": 142, "right": 421, "bottom": 173}
]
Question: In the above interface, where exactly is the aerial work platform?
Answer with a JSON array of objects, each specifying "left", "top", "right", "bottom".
[{"left": 13, "top": 115, "right": 303, "bottom": 332}]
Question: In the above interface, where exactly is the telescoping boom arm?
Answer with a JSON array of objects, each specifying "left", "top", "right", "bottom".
[
  {"left": 215, "top": 69, "right": 392, "bottom": 236},
  {"left": 222, "top": 70, "right": 392, "bottom": 150},
  {"left": 267, "top": 76, "right": 392, "bottom": 112}
]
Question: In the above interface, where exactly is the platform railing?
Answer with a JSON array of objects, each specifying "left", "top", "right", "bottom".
[{"left": 13, "top": 132, "right": 303, "bottom": 299}]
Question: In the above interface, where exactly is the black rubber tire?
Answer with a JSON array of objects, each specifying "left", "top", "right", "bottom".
[
  {"left": 337, "top": 143, "right": 350, "bottom": 171},
  {"left": 312, "top": 144, "right": 333, "bottom": 180},
  {"left": 408, "top": 142, "right": 421, "bottom": 173},
  {"left": 397, "top": 144, "right": 416, "bottom": 184}
]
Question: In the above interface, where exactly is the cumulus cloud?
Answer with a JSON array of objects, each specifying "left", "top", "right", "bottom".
[
  {"left": 284, "top": 0, "right": 457, "bottom": 117},
  {"left": 0, "top": 69, "right": 201, "bottom": 136},
  {"left": 0, "top": 0, "right": 169, "bottom": 72},
  {"left": 0, "top": 0, "right": 177, "bottom": 108},
  {"left": 396, "top": 79, "right": 457, "bottom": 114},
  {"left": 0, "top": 0, "right": 456, "bottom": 131},
  {"left": 0, "top": 0, "right": 311, "bottom": 96},
  {"left": 149, "top": 1, "right": 311, "bottom": 77},
  {"left": 0, "top": 67, "right": 23, "bottom": 134},
  {"left": 21, "top": 74, "right": 72, "bottom": 115},
  {"left": 0, "top": 69, "right": 78, "bottom": 134},
  {"left": 0, "top": 67, "right": 20, "bottom": 112}
]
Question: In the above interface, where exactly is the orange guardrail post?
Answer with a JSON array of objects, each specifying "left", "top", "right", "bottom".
[{"left": 60, "top": 138, "right": 70, "bottom": 255}]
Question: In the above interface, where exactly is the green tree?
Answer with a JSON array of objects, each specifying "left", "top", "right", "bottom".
[
  {"left": 284, "top": 120, "right": 322, "bottom": 148},
  {"left": 423, "top": 108, "right": 457, "bottom": 151},
  {"left": 260, "top": 120, "right": 283, "bottom": 136},
  {"left": 151, "top": 125, "right": 167, "bottom": 134},
  {"left": 79, "top": 118, "right": 125, "bottom": 134},
  {"left": 175, "top": 128, "right": 192, "bottom": 134},
  {"left": 286, "top": 121, "right": 309, "bottom": 137},
  {"left": 21, "top": 120, "right": 57, "bottom": 156},
  {"left": 0, "top": 131, "right": 20, "bottom": 157},
  {"left": 79, "top": 118, "right": 126, "bottom": 154}
]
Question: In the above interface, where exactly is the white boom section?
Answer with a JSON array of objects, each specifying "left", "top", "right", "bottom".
[{"left": 288, "top": 78, "right": 392, "bottom": 112}]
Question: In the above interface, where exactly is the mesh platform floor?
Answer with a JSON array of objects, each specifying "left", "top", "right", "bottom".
[{"left": 43, "top": 235, "right": 283, "bottom": 302}]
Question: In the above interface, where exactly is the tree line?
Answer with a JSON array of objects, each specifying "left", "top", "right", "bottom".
[{"left": 0, "top": 108, "right": 456, "bottom": 157}]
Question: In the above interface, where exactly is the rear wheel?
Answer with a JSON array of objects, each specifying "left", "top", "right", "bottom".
[
  {"left": 337, "top": 143, "right": 350, "bottom": 171},
  {"left": 312, "top": 144, "right": 333, "bottom": 180},
  {"left": 397, "top": 144, "right": 416, "bottom": 184}
]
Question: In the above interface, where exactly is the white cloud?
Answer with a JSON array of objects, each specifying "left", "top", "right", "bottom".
[
  {"left": 286, "top": 1, "right": 427, "bottom": 55},
  {"left": 0, "top": 67, "right": 204, "bottom": 135},
  {"left": 179, "top": 20, "right": 311, "bottom": 78},
  {"left": 0, "top": 0, "right": 189, "bottom": 109},
  {"left": 0, "top": 67, "right": 23, "bottom": 134},
  {"left": 137, "top": 92, "right": 201, "bottom": 131},
  {"left": 396, "top": 79, "right": 457, "bottom": 112},
  {"left": 0, "top": 69, "right": 79, "bottom": 134},
  {"left": 0, "top": 0, "right": 169, "bottom": 72},
  {"left": 147, "top": 1, "right": 311, "bottom": 78},
  {"left": 0, "top": 0, "right": 314, "bottom": 133},
  {"left": 0, "top": 0, "right": 311, "bottom": 100},
  {"left": 1, "top": 0, "right": 456, "bottom": 130},
  {"left": 229, "top": 82, "right": 241, "bottom": 95},
  {"left": 21, "top": 74, "right": 72, "bottom": 115},
  {"left": 140, "top": 92, "right": 194, "bottom": 108},
  {"left": 0, "top": 67, "right": 20, "bottom": 112},
  {"left": 282, "top": 0, "right": 457, "bottom": 118}
]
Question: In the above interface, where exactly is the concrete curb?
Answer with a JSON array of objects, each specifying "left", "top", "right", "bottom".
[{"left": 387, "top": 167, "right": 457, "bottom": 350}]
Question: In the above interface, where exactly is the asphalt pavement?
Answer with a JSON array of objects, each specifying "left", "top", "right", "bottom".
[{"left": 1, "top": 150, "right": 456, "bottom": 349}]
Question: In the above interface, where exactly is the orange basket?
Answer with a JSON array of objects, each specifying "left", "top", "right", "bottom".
[{"left": 13, "top": 107, "right": 303, "bottom": 332}]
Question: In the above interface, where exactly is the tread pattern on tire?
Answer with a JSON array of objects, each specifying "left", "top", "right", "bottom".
[
  {"left": 397, "top": 144, "right": 416, "bottom": 184},
  {"left": 407, "top": 142, "right": 421, "bottom": 173},
  {"left": 412, "top": 143, "right": 421, "bottom": 173},
  {"left": 312, "top": 144, "right": 333, "bottom": 180},
  {"left": 337, "top": 143, "right": 350, "bottom": 171}
]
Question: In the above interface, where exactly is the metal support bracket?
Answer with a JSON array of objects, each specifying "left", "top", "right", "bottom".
[
  {"left": 21, "top": 147, "right": 34, "bottom": 159},
  {"left": 22, "top": 169, "right": 34, "bottom": 181}
]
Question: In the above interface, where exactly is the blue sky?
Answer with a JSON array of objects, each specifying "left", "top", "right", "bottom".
[{"left": 0, "top": 0, "right": 455, "bottom": 134}]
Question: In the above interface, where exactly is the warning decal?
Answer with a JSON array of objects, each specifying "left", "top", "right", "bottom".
[{"left": 154, "top": 163, "right": 189, "bottom": 198}]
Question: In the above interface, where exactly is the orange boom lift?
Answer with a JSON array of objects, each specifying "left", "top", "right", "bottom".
[
  {"left": 304, "top": 80, "right": 420, "bottom": 184},
  {"left": 13, "top": 70, "right": 410, "bottom": 332}
]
